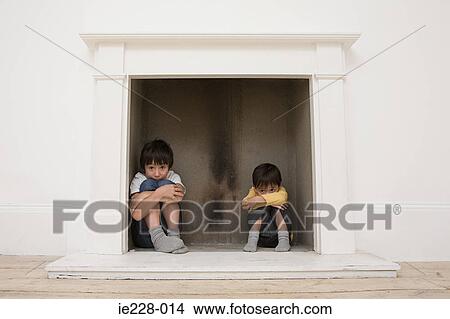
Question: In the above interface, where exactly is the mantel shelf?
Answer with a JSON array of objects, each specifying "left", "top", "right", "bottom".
[{"left": 80, "top": 32, "right": 361, "bottom": 49}]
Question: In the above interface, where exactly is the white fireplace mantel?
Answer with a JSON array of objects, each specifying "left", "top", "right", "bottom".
[
  {"left": 79, "top": 32, "right": 361, "bottom": 79},
  {"left": 75, "top": 32, "right": 362, "bottom": 256},
  {"left": 80, "top": 32, "right": 360, "bottom": 49},
  {"left": 44, "top": 31, "right": 402, "bottom": 279}
]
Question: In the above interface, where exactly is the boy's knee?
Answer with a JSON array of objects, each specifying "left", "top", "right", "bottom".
[
  {"left": 157, "top": 179, "right": 175, "bottom": 187},
  {"left": 139, "top": 178, "right": 159, "bottom": 192}
]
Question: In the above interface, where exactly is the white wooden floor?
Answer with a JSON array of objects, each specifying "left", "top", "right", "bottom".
[{"left": 1, "top": 254, "right": 450, "bottom": 298}]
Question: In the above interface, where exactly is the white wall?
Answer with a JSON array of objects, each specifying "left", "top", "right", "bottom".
[
  {"left": 1, "top": 0, "right": 449, "bottom": 260},
  {"left": 344, "top": 1, "right": 450, "bottom": 261},
  {"left": 0, "top": 0, "right": 92, "bottom": 255}
]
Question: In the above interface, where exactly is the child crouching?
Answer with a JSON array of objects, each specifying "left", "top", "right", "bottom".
[
  {"left": 242, "top": 163, "right": 291, "bottom": 252},
  {"left": 129, "top": 139, "right": 188, "bottom": 254}
]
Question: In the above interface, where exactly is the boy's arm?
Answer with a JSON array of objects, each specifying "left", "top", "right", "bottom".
[
  {"left": 242, "top": 187, "right": 263, "bottom": 209},
  {"left": 242, "top": 187, "right": 256, "bottom": 202},
  {"left": 129, "top": 191, "right": 159, "bottom": 221},
  {"left": 130, "top": 191, "right": 154, "bottom": 210},
  {"left": 130, "top": 185, "right": 185, "bottom": 220},
  {"left": 260, "top": 187, "right": 288, "bottom": 206}
]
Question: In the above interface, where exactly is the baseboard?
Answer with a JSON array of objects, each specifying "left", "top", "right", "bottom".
[
  {"left": 356, "top": 203, "right": 450, "bottom": 261},
  {"left": 0, "top": 204, "right": 66, "bottom": 255}
]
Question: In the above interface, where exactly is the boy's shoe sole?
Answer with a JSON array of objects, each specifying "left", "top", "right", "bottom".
[{"left": 172, "top": 246, "right": 189, "bottom": 254}]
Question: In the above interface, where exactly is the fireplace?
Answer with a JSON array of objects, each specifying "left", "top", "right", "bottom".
[
  {"left": 76, "top": 33, "right": 362, "bottom": 256},
  {"left": 128, "top": 77, "right": 314, "bottom": 249},
  {"left": 45, "top": 33, "right": 401, "bottom": 279}
]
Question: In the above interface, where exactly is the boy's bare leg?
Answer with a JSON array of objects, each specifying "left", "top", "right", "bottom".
[
  {"left": 274, "top": 210, "right": 288, "bottom": 231},
  {"left": 250, "top": 218, "right": 263, "bottom": 232},
  {"left": 144, "top": 207, "right": 185, "bottom": 253},
  {"left": 161, "top": 202, "right": 189, "bottom": 254},
  {"left": 145, "top": 208, "right": 161, "bottom": 229},
  {"left": 274, "top": 210, "right": 290, "bottom": 252},
  {"left": 161, "top": 202, "right": 180, "bottom": 234},
  {"left": 243, "top": 218, "right": 262, "bottom": 252}
]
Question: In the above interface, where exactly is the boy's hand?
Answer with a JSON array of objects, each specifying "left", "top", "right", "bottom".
[
  {"left": 169, "top": 183, "right": 185, "bottom": 203},
  {"left": 175, "top": 183, "right": 186, "bottom": 197},
  {"left": 156, "top": 184, "right": 185, "bottom": 202}
]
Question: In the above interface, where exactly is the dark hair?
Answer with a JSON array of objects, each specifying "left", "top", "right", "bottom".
[
  {"left": 252, "top": 163, "right": 282, "bottom": 188},
  {"left": 140, "top": 139, "right": 174, "bottom": 172}
]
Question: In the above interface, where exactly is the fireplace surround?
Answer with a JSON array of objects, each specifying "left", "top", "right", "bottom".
[
  {"left": 44, "top": 33, "right": 400, "bottom": 279},
  {"left": 79, "top": 33, "right": 361, "bottom": 255}
]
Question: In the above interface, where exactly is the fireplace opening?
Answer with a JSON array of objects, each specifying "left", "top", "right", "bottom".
[{"left": 128, "top": 78, "right": 314, "bottom": 251}]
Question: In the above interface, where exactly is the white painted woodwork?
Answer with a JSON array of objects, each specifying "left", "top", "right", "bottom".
[
  {"left": 83, "top": 33, "right": 359, "bottom": 255},
  {"left": 46, "top": 250, "right": 400, "bottom": 280}
]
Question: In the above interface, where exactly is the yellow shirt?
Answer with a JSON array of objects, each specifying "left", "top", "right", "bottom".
[{"left": 242, "top": 186, "right": 288, "bottom": 210}]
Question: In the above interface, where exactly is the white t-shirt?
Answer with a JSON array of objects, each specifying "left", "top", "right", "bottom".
[{"left": 129, "top": 171, "right": 185, "bottom": 196}]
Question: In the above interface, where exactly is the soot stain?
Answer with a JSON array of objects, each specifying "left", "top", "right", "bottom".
[{"left": 208, "top": 80, "right": 237, "bottom": 192}]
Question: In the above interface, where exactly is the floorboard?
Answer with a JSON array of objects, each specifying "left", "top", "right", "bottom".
[{"left": 0, "top": 255, "right": 449, "bottom": 298}]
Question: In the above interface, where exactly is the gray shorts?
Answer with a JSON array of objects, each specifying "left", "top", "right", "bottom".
[{"left": 247, "top": 205, "right": 292, "bottom": 248}]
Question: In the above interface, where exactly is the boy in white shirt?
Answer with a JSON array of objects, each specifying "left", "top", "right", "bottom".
[{"left": 129, "top": 139, "right": 188, "bottom": 254}]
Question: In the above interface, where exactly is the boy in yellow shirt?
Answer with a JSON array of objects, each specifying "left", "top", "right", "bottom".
[{"left": 242, "top": 163, "right": 291, "bottom": 252}]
